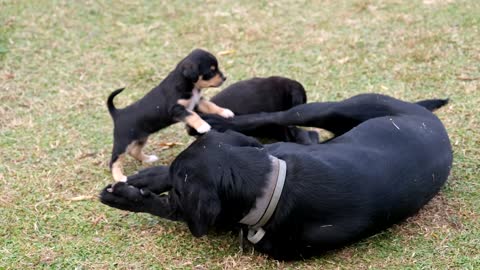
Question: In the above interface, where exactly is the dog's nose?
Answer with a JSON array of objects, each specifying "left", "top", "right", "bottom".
[{"left": 222, "top": 75, "right": 227, "bottom": 81}]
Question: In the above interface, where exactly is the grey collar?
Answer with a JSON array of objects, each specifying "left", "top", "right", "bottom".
[{"left": 239, "top": 155, "right": 287, "bottom": 244}]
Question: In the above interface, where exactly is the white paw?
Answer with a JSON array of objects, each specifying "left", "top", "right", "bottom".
[
  {"left": 196, "top": 122, "right": 211, "bottom": 133},
  {"left": 144, "top": 155, "right": 159, "bottom": 163},
  {"left": 118, "top": 176, "right": 127, "bottom": 182},
  {"left": 220, "top": 109, "right": 235, "bottom": 118}
]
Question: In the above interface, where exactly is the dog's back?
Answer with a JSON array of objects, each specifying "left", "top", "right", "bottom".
[
  {"left": 211, "top": 76, "right": 306, "bottom": 114},
  {"left": 209, "top": 76, "right": 317, "bottom": 144}
]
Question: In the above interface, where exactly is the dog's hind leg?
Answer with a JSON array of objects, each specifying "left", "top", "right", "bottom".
[
  {"left": 110, "top": 139, "right": 130, "bottom": 182},
  {"left": 286, "top": 126, "right": 319, "bottom": 144},
  {"left": 206, "top": 94, "right": 415, "bottom": 137},
  {"left": 111, "top": 154, "right": 127, "bottom": 182},
  {"left": 128, "top": 138, "right": 158, "bottom": 164}
]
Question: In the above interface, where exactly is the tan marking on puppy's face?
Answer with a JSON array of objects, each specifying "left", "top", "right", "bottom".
[
  {"left": 194, "top": 73, "right": 224, "bottom": 89},
  {"left": 194, "top": 65, "right": 225, "bottom": 89}
]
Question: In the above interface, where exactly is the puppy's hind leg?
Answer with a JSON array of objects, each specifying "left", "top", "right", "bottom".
[
  {"left": 110, "top": 154, "right": 127, "bottom": 183},
  {"left": 128, "top": 138, "right": 158, "bottom": 164}
]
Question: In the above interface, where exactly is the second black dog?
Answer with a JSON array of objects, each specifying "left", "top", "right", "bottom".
[{"left": 207, "top": 76, "right": 319, "bottom": 144}]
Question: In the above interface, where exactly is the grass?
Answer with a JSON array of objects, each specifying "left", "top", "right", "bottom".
[{"left": 1, "top": 0, "right": 479, "bottom": 269}]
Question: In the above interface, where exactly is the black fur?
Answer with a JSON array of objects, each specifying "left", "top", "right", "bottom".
[
  {"left": 100, "top": 94, "right": 452, "bottom": 260},
  {"left": 415, "top": 98, "right": 449, "bottom": 112},
  {"left": 207, "top": 76, "right": 319, "bottom": 144},
  {"left": 107, "top": 49, "right": 226, "bottom": 180}
]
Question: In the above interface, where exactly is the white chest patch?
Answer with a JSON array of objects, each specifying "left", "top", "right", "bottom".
[{"left": 187, "top": 88, "right": 201, "bottom": 111}]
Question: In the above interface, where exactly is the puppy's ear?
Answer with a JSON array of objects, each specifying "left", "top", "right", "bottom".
[
  {"left": 181, "top": 60, "right": 200, "bottom": 83},
  {"left": 185, "top": 188, "right": 221, "bottom": 237}
]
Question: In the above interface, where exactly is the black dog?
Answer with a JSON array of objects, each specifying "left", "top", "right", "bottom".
[
  {"left": 107, "top": 49, "right": 233, "bottom": 182},
  {"left": 100, "top": 94, "right": 452, "bottom": 260},
  {"left": 208, "top": 76, "right": 319, "bottom": 144}
]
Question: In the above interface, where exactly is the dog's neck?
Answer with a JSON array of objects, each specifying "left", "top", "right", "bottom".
[
  {"left": 215, "top": 151, "right": 275, "bottom": 226},
  {"left": 239, "top": 155, "right": 287, "bottom": 243},
  {"left": 163, "top": 70, "right": 195, "bottom": 93},
  {"left": 239, "top": 156, "right": 286, "bottom": 225}
]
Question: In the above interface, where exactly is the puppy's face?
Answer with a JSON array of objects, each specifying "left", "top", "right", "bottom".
[{"left": 180, "top": 49, "right": 226, "bottom": 89}]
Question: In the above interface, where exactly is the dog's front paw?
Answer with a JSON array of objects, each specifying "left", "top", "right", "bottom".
[
  {"left": 100, "top": 183, "right": 149, "bottom": 212},
  {"left": 219, "top": 109, "right": 235, "bottom": 118},
  {"left": 127, "top": 165, "right": 171, "bottom": 194},
  {"left": 196, "top": 122, "right": 211, "bottom": 133}
]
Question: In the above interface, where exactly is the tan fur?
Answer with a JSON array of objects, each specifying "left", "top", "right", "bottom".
[
  {"left": 197, "top": 99, "right": 225, "bottom": 114},
  {"left": 128, "top": 140, "right": 150, "bottom": 162},
  {"left": 111, "top": 154, "right": 126, "bottom": 182},
  {"left": 184, "top": 111, "right": 209, "bottom": 129},
  {"left": 177, "top": 99, "right": 190, "bottom": 107},
  {"left": 195, "top": 74, "right": 224, "bottom": 89}
]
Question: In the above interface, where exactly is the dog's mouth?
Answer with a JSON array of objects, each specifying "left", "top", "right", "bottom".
[
  {"left": 196, "top": 74, "right": 226, "bottom": 89},
  {"left": 211, "top": 75, "right": 226, "bottom": 87}
]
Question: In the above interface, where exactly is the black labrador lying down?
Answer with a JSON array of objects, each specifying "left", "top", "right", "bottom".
[{"left": 100, "top": 94, "right": 453, "bottom": 260}]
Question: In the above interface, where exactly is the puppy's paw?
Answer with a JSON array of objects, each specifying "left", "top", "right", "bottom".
[
  {"left": 143, "top": 155, "right": 159, "bottom": 163},
  {"left": 219, "top": 109, "right": 235, "bottom": 118},
  {"left": 196, "top": 122, "right": 211, "bottom": 133}
]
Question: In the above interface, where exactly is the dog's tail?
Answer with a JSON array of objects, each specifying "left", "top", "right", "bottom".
[
  {"left": 415, "top": 98, "right": 449, "bottom": 111},
  {"left": 107, "top": 88, "right": 125, "bottom": 118}
]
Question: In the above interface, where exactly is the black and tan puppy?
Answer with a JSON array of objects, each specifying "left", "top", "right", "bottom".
[
  {"left": 100, "top": 94, "right": 452, "bottom": 260},
  {"left": 107, "top": 49, "right": 233, "bottom": 182},
  {"left": 208, "top": 76, "right": 319, "bottom": 144}
]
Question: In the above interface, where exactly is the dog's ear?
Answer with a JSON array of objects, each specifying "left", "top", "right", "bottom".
[
  {"left": 181, "top": 60, "right": 200, "bottom": 83},
  {"left": 184, "top": 188, "right": 221, "bottom": 237}
]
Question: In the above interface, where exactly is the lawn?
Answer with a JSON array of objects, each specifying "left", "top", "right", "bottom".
[{"left": 1, "top": 0, "right": 479, "bottom": 269}]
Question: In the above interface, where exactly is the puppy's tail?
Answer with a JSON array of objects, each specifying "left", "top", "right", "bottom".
[
  {"left": 107, "top": 88, "right": 125, "bottom": 118},
  {"left": 415, "top": 98, "right": 449, "bottom": 111}
]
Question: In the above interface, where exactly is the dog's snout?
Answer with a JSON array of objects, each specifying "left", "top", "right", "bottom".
[{"left": 221, "top": 74, "right": 227, "bottom": 81}]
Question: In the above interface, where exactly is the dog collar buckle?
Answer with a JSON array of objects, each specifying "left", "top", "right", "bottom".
[{"left": 247, "top": 227, "right": 266, "bottom": 244}]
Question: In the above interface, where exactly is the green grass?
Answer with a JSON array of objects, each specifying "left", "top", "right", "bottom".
[{"left": 1, "top": 0, "right": 479, "bottom": 269}]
